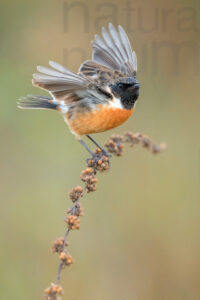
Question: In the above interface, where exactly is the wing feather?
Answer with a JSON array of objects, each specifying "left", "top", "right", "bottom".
[
  {"left": 32, "top": 61, "right": 111, "bottom": 105},
  {"left": 93, "top": 34, "right": 120, "bottom": 70},
  {"left": 79, "top": 60, "right": 125, "bottom": 86},
  {"left": 92, "top": 23, "right": 137, "bottom": 76}
]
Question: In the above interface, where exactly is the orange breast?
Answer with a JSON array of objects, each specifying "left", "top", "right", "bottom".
[{"left": 64, "top": 104, "right": 134, "bottom": 137}]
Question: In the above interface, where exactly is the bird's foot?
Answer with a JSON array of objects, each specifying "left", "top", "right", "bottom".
[{"left": 86, "top": 148, "right": 111, "bottom": 173}]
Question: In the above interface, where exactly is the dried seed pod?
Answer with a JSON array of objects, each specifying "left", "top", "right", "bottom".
[
  {"left": 80, "top": 168, "right": 98, "bottom": 192},
  {"left": 69, "top": 186, "right": 84, "bottom": 202},
  {"left": 59, "top": 252, "right": 74, "bottom": 268},
  {"left": 105, "top": 135, "right": 124, "bottom": 156},
  {"left": 87, "top": 150, "right": 110, "bottom": 172},
  {"left": 124, "top": 132, "right": 142, "bottom": 146},
  {"left": 44, "top": 283, "right": 63, "bottom": 300},
  {"left": 152, "top": 143, "right": 167, "bottom": 154},
  {"left": 51, "top": 237, "right": 68, "bottom": 254},
  {"left": 66, "top": 215, "right": 80, "bottom": 230}
]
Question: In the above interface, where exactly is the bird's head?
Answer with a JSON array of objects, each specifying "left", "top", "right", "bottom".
[{"left": 109, "top": 77, "right": 140, "bottom": 110}]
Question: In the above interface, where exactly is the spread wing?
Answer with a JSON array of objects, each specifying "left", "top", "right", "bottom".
[
  {"left": 79, "top": 60, "right": 126, "bottom": 86},
  {"left": 91, "top": 23, "right": 137, "bottom": 77},
  {"left": 29, "top": 24, "right": 137, "bottom": 110},
  {"left": 32, "top": 61, "right": 112, "bottom": 106}
]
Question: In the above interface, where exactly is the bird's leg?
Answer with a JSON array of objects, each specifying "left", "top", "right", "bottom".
[
  {"left": 79, "top": 137, "right": 111, "bottom": 173},
  {"left": 79, "top": 139, "right": 95, "bottom": 157},
  {"left": 86, "top": 135, "right": 111, "bottom": 158}
]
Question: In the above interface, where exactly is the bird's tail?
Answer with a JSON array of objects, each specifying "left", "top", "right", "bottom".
[{"left": 18, "top": 94, "right": 58, "bottom": 110}]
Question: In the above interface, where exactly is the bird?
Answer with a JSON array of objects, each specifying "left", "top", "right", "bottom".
[{"left": 18, "top": 23, "right": 140, "bottom": 157}]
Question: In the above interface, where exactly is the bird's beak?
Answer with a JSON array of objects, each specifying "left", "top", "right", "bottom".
[
  {"left": 132, "top": 83, "right": 140, "bottom": 91},
  {"left": 134, "top": 83, "right": 140, "bottom": 89}
]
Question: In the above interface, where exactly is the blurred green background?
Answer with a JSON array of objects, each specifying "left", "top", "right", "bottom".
[{"left": 0, "top": 0, "right": 200, "bottom": 299}]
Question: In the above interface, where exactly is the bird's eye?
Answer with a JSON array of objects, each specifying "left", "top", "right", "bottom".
[{"left": 118, "top": 83, "right": 124, "bottom": 89}]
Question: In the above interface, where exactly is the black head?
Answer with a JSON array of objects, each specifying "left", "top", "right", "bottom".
[{"left": 110, "top": 77, "right": 140, "bottom": 110}]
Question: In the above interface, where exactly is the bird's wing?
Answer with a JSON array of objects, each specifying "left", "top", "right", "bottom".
[
  {"left": 32, "top": 61, "right": 112, "bottom": 106},
  {"left": 91, "top": 23, "right": 137, "bottom": 77},
  {"left": 79, "top": 60, "right": 126, "bottom": 86}
]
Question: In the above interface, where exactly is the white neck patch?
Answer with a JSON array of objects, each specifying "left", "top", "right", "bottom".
[
  {"left": 109, "top": 96, "right": 123, "bottom": 109},
  {"left": 105, "top": 86, "right": 123, "bottom": 109}
]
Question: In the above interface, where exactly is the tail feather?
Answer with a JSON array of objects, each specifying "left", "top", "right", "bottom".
[{"left": 18, "top": 94, "right": 58, "bottom": 110}]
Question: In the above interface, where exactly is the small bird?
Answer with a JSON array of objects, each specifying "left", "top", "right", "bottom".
[{"left": 18, "top": 23, "right": 140, "bottom": 156}]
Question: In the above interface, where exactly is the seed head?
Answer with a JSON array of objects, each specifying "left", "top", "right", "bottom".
[
  {"left": 105, "top": 135, "right": 124, "bottom": 156},
  {"left": 44, "top": 283, "right": 63, "bottom": 300},
  {"left": 59, "top": 252, "right": 74, "bottom": 268},
  {"left": 51, "top": 237, "right": 68, "bottom": 254},
  {"left": 69, "top": 186, "right": 84, "bottom": 202},
  {"left": 80, "top": 168, "right": 98, "bottom": 192},
  {"left": 124, "top": 132, "right": 142, "bottom": 146},
  {"left": 66, "top": 215, "right": 80, "bottom": 230},
  {"left": 124, "top": 132, "right": 167, "bottom": 154},
  {"left": 152, "top": 142, "right": 167, "bottom": 154},
  {"left": 87, "top": 150, "right": 110, "bottom": 172}
]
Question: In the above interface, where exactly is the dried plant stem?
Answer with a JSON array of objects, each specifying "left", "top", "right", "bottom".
[
  {"left": 56, "top": 228, "right": 69, "bottom": 284},
  {"left": 44, "top": 131, "right": 167, "bottom": 300},
  {"left": 56, "top": 188, "right": 86, "bottom": 284}
]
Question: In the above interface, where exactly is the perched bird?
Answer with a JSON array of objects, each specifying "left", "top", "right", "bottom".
[{"left": 18, "top": 23, "right": 140, "bottom": 156}]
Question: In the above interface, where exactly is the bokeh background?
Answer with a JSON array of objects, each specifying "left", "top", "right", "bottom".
[{"left": 1, "top": 0, "right": 200, "bottom": 299}]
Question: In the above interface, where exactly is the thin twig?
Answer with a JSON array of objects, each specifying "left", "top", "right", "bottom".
[
  {"left": 56, "top": 189, "right": 86, "bottom": 284},
  {"left": 44, "top": 131, "right": 166, "bottom": 300}
]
